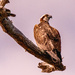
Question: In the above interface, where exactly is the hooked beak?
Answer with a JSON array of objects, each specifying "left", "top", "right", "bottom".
[{"left": 48, "top": 15, "right": 52, "bottom": 19}]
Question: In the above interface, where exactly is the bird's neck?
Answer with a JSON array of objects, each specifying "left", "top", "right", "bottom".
[
  {"left": 40, "top": 20, "right": 49, "bottom": 24},
  {"left": 38, "top": 21, "right": 50, "bottom": 27}
]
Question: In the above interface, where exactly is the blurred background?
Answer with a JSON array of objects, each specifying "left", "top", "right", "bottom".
[{"left": 0, "top": 0, "right": 75, "bottom": 75}]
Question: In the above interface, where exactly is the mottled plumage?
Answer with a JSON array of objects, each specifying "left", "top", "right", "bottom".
[{"left": 34, "top": 14, "right": 62, "bottom": 62}]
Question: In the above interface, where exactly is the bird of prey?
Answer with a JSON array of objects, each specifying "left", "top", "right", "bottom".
[{"left": 34, "top": 14, "right": 62, "bottom": 72}]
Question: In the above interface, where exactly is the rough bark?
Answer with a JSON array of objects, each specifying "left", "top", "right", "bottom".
[{"left": 0, "top": 0, "right": 66, "bottom": 73}]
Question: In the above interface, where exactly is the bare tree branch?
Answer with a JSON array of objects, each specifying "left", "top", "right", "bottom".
[{"left": 0, "top": 0, "right": 66, "bottom": 73}]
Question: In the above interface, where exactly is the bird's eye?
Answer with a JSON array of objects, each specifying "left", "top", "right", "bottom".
[{"left": 45, "top": 14, "right": 49, "bottom": 17}]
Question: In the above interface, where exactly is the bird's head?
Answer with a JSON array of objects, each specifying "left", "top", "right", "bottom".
[{"left": 40, "top": 14, "right": 52, "bottom": 22}]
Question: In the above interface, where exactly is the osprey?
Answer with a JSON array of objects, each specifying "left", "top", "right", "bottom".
[{"left": 34, "top": 14, "right": 62, "bottom": 72}]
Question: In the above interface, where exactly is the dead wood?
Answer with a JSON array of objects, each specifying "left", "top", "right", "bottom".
[{"left": 0, "top": 0, "right": 66, "bottom": 73}]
